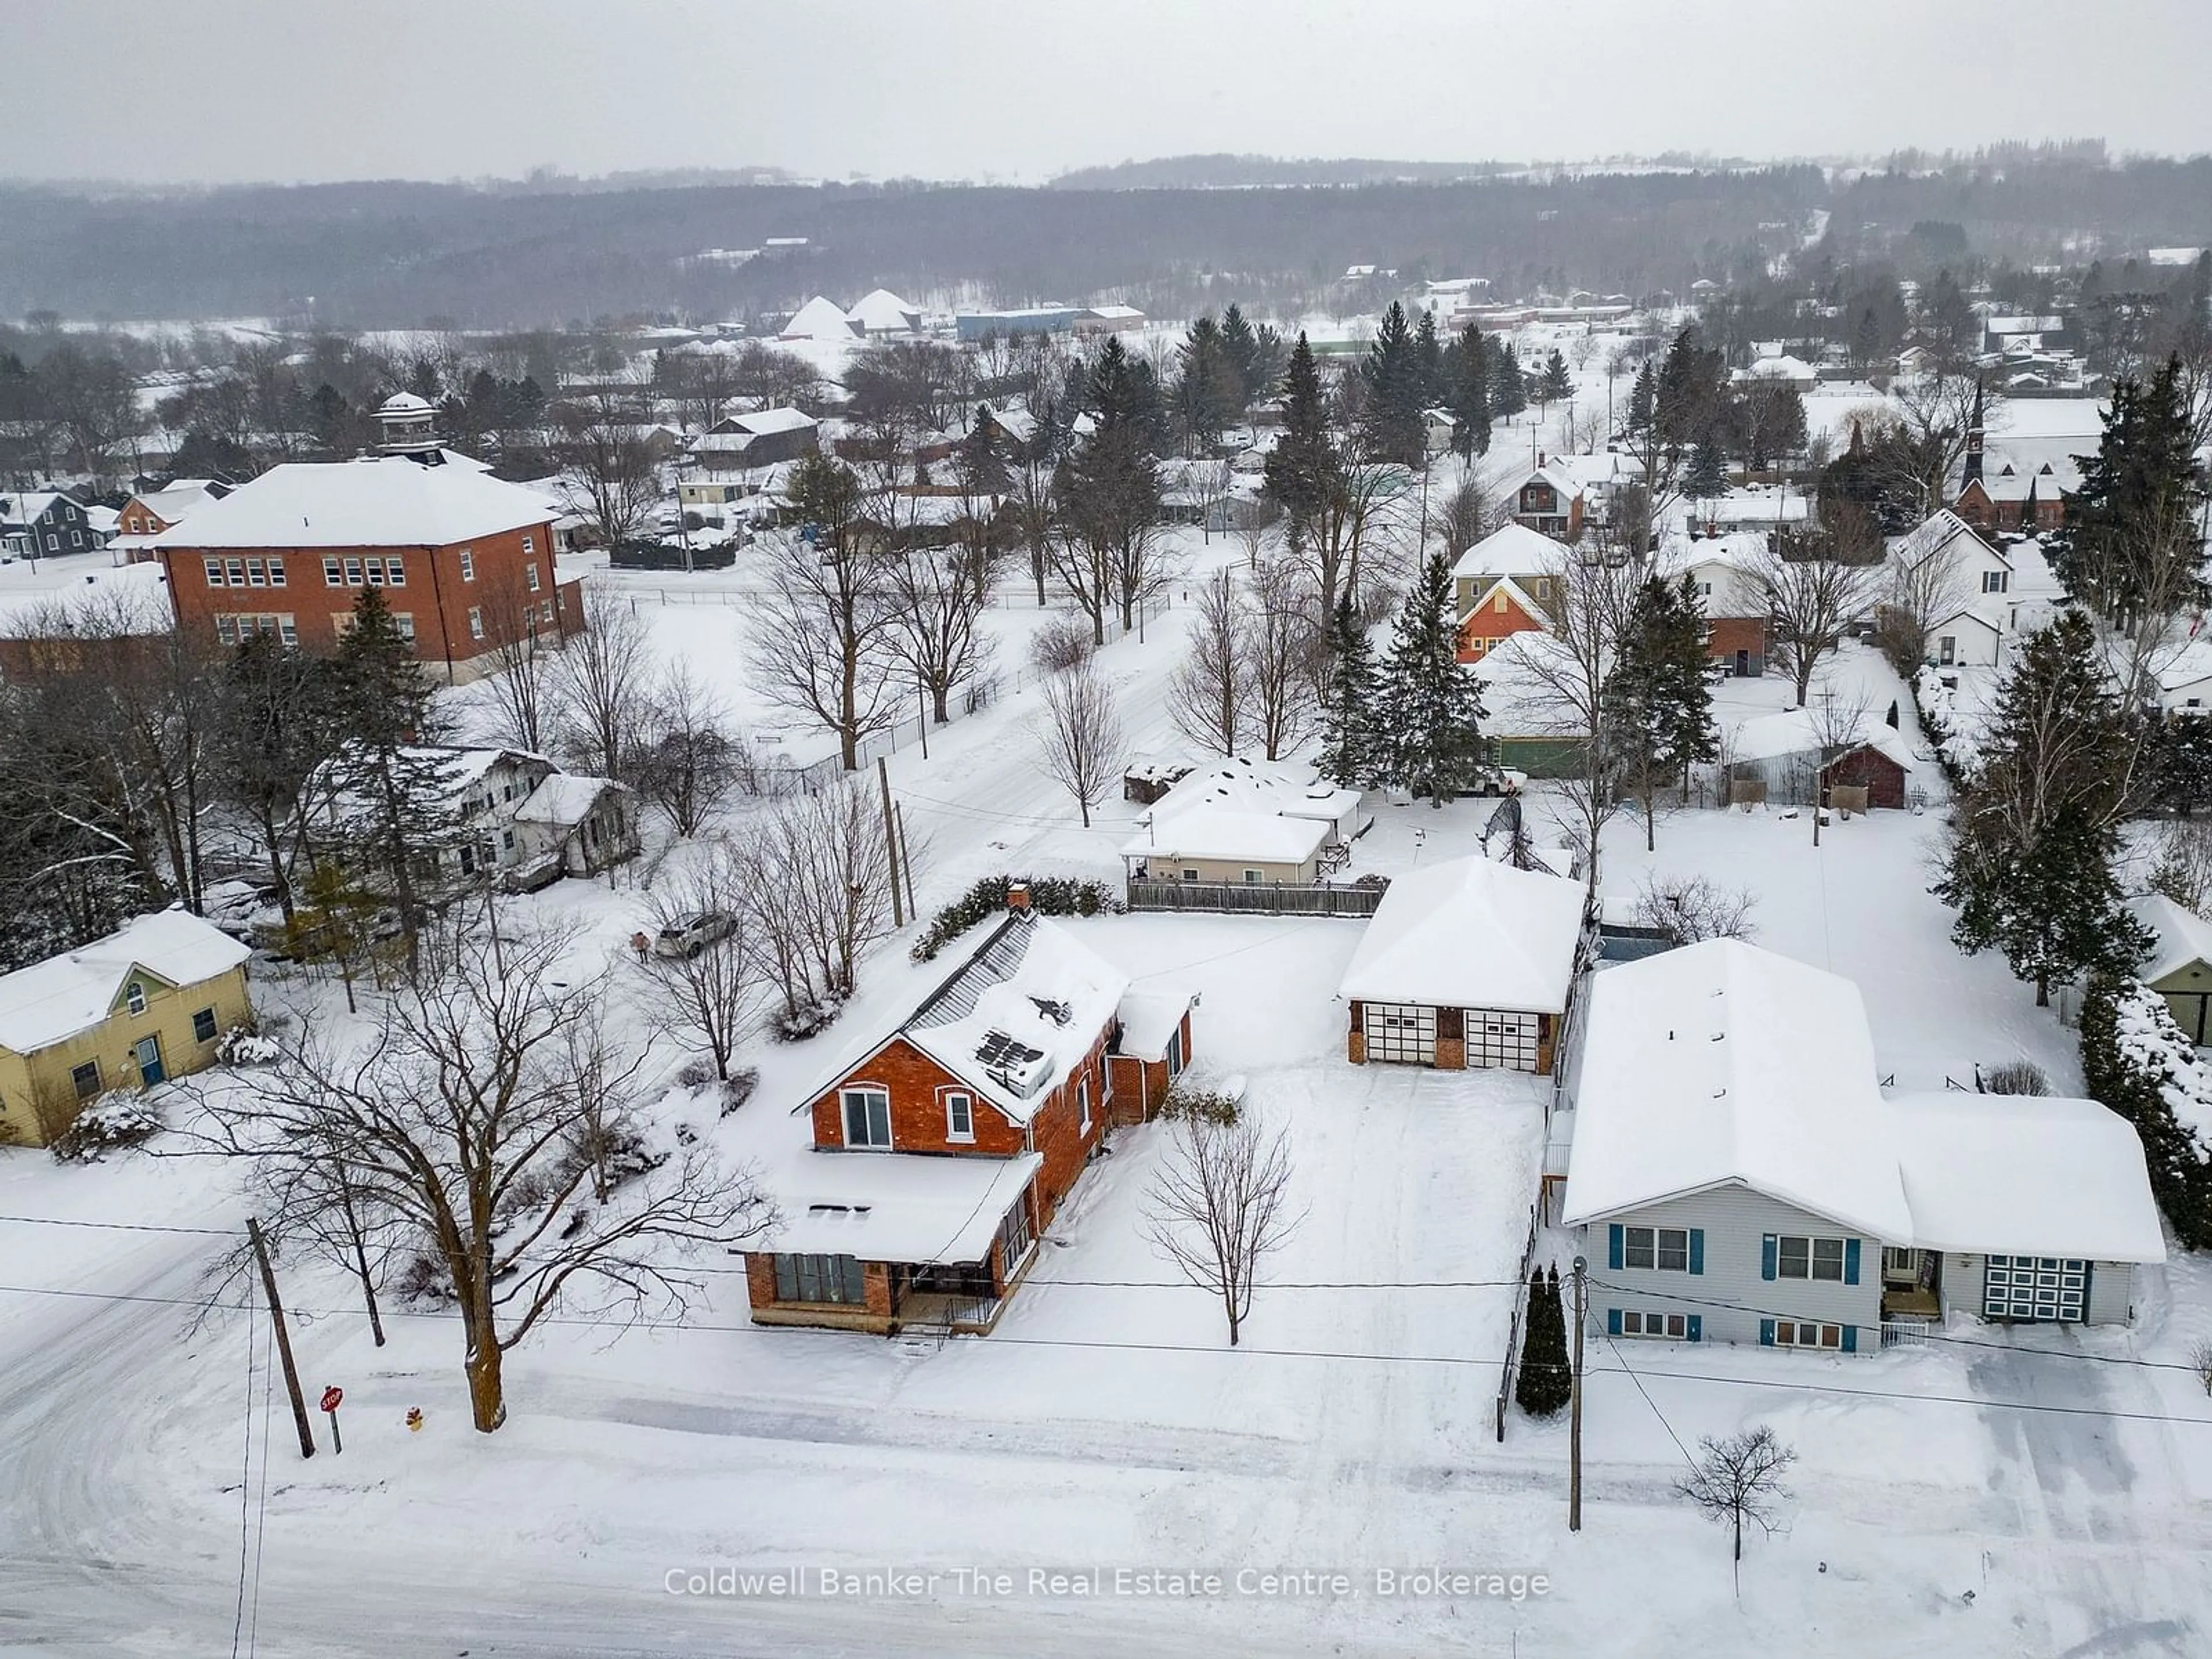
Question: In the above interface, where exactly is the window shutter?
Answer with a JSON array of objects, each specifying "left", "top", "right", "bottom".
[
  {"left": 1842, "top": 1324, "right": 1858, "bottom": 1354},
  {"left": 1759, "top": 1318, "right": 1775, "bottom": 1347},
  {"left": 1685, "top": 1314, "right": 1702, "bottom": 1343},
  {"left": 1844, "top": 1238, "right": 1862, "bottom": 1286},
  {"left": 1760, "top": 1234, "right": 1778, "bottom": 1281},
  {"left": 1606, "top": 1308, "right": 1622, "bottom": 1336},
  {"left": 1608, "top": 1224, "right": 1623, "bottom": 1271},
  {"left": 1688, "top": 1229, "right": 1705, "bottom": 1275}
]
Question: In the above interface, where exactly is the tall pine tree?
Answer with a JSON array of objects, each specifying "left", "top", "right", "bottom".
[
  {"left": 1316, "top": 597, "right": 1382, "bottom": 789},
  {"left": 1445, "top": 324, "right": 1491, "bottom": 459},
  {"left": 1604, "top": 573, "right": 1719, "bottom": 850},
  {"left": 1490, "top": 342, "right": 1527, "bottom": 420},
  {"left": 1358, "top": 301, "right": 1429, "bottom": 468},
  {"left": 1380, "top": 550, "right": 1488, "bottom": 806},
  {"left": 1515, "top": 1264, "right": 1571, "bottom": 1419},
  {"left": 1263, "top": 332, "right": 1340, "bottom": 560},
  {"left": 2047, "top": 353, "right": 2203, "bottom": 629},
  {"left": 1412, "top": 307, "right": 1446, "bottom": 408},
  {"left": 1934, "top": 612, "right": 2152, "bottom": 1005}
]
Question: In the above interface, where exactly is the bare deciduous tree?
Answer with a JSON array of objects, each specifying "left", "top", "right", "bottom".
[
  {"left": 476, "top": 570, "right": 559, "bottom": 754},
  {"left": 1036, "top": 660, "right": 1124, "bottom": 828},
  {"left": 747, "top": 517, "right": 899, "bottom": 772},
  {"left": 1230, "top": 494, "right": 1282, "bottom": 570},
  {"left": 204, "top": 912, "right": 772, "bottom": 1432},
  {"left": 740, "top": 781, "right": 900, "bottom": 1029},
  {"left": 628, "top": 661, "right": 740, "bottom": 836},
  {"left": 1187, "top": 459, "right": 1236, "bottom": 544},
  {"left": 1247, "top": 555, "right": 1323, "bottom": 761},
  {"left": 886, "top": 541, "right": 998, "bottom": 725},
  {"left": 550, "top": 590, "right": 654, "bottom": 781},
  {"left": 1142, "top": 1104, "right": 1301, "bottom": 1347},
  {"left": 1167, "top": 569, "right": 1250, "bottom": 757},
  {"left": 552, "top": 382, "right": 662, "bottom": 554},
  {"left": 1632, "top": 873, "right": 1759, "bottom": 944},
  {"left": 641, "top": 842, "right": 762, "bottom": 1081},
  {"left": 1676, "top": 1426, "right": 1798, "bottom": 1594},
  {"left": 1758, "top": 529, "right": 1884, "bottom": 707}
]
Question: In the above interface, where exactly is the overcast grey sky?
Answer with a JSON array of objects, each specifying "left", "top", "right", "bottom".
[{"left": 7, "top": 0, "right": 2210, "bottom": 186}]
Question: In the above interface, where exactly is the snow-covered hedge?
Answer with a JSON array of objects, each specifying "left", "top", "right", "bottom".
[
  {"left": 50, "top": 1090, "right": 165, "bottom": 1163},
  {"left": 216, "top": 1025, "right": 281, "bottom": 1066},
  {"left": 910, "top": 874, "right": 1124, "bottom": 963},
  {"left": 2079, "top": 975, "right": 2212, "bottom": 1249}
]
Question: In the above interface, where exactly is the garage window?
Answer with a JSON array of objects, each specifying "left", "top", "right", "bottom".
[{"left": 772, "top": 1253, "right": 865, "bottom": 1305}]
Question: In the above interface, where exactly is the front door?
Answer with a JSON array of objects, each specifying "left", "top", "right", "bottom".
[{"left": 134, "top": 1035, "right": 165, "bottom": 1086}]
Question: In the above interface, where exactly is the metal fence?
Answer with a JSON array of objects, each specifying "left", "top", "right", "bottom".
[
  {"left": 1126, "top": 880, "right": 1384, "bottom": 916},
  {"left": 1494, "top": 1202, "right": 1541, "bottom": 1442}
]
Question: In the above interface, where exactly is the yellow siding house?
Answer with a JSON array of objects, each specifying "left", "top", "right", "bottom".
[{"left": 0, "top": 910, "right": 254, "bottom": 1148}]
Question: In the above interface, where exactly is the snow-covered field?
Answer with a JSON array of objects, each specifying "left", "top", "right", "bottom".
[{"left": 6, "top": 522, "right": 2212, "bottom": 1657}]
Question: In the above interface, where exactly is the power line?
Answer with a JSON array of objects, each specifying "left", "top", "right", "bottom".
[
  {"left": 0, "top": 1212, "right": 236, "bottom": 1237},
  {"left": 228, "top": 1272, "right": 254, "bottom": 1659},
  {"left": 1599, "top": 1332, "right": 1696, "bottom": 1468}
]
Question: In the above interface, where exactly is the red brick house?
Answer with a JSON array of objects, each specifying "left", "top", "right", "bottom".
[
  {"left": 745, "top": 893, "right": 1193, "bottom": 1336},
  {"left": 147, "top": 399, "right": 582, "bottom": 683},
  {"left": 1457, "top": 575, "right": 1550, "bottom": 663},
  {"left": 1955, "top": 463, "right": 2070, "bottom": 535}
]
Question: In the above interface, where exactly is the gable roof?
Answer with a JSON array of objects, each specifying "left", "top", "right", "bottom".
[
  {"left": 896, "top": 912, "right": 1129, "bottom": 1125},
  {"left": 1894, "top": 508, "right": 2006, "bottom": 573},
  {"left": 0, "top": 909, "right": 251, "bottom": 1055},
  {"left": 1729, "top": 707, "right": 1919, "bottom": 773},
  {"left": 2128, "top": 892, "right": 2212, "bottom": 984},
  {"left": 146, "top": 456, "right": 556, "bottom": 550},
  {"left": 1461, "top": 574, "right": 1548, "bottom": 627},
  {"left": 1561, "top": 940, "right": 1912, "bottom": 1238},
  {"left": 1338, "top": 855, "right": 1585, "bottom": 1014},
  {"left": 1452, "top": 520, "right": 1570, "bottom": 581}
]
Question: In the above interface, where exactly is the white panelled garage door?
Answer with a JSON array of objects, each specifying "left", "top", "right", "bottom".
[
  {"left": 1363, "top": 1003, "right": 1435, "bottom": 1064},
  {"left": 1983, "top": 1255, "right": 2090, "bottom": 1323},
  {"left": 1468, "top": 1009, "right": 1541, "bottom": 1071}
]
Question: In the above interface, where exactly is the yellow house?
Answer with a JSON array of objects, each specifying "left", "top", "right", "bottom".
[{"left": 0, "top": 910, "right": 255, "bottom": 1148}]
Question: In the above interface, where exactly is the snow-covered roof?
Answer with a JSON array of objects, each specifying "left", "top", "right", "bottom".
[
  {"left": 1471, "top": 629, "right": 1595, "bottom": 737},
  {"left": 1889, "top": 1093, "right": 2165, "bottom": 1262},
  {"left": 766, "top": 1149, "right": 1043, "bottom": 1263},
  {"left": 1452, "top": 520, "right": 1570, "bottom": 581},
  {"left": 902, "top": 912, "right": 1130, "bottom": 1126},
  {"left": 1123, "top": 805, "right": 1330, "bottom": 868},
  {"left": 0, "top": 909, "right": 251, "bottom": 1055},
  {"left": 779, "top": 296, "right": 861, "bottom": 342},
  {"left": 1893, "top": 509, "right": 2003, "bottom": 573},
  {"left": 131, "top": 480, "right": 225, "bottom": 523},
  {"left": 0, "top": 491, "right": 69, "bottom": 527},
  {"left": 1729, "top": 707, "right": 1919, "bottom": 773},
  {"left": 846, "top": 289, "right": 921, "bottom": 332},
  {"left": 1463, "top": 574, "right": 1549, "bottom": 626},
  {"left": 1744, "top": 354, "right": 1816, "bottom": 380},
  {"left": 1147, "top": 757, "right": 1363, "bottom": 831},
  {"left": 511, "top": 771, "right": 623, "bottom": 828},
  {"left": 1561, "top": 940, "right": 1914, "bottom": 1239},
  {"left": 1115, "top": 987, "right": 1194, "bottom": 1063},
  {"left": 1507, "top": 463, "right": 1585, "bottom": 504},
  {"left": 145, "top": 456, "right": 556, "bottom": 550},
  {"left": 2128, "top": 893, "right": 2212, "bottom": 983},
  {"left": 1338, "top": 855, "right": 1584, "bottom": 1015}
]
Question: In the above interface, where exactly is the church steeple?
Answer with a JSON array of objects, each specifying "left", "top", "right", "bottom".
[{"left": 1961, "top": 378, "right": 1985, "bottom": 487}]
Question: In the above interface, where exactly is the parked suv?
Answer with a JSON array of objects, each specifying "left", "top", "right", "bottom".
[{"left": 654, "top": 911, "right": 737, "bottom": 958}]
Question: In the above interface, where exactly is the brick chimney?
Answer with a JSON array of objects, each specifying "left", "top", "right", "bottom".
[{"left": 1007, "top": 881, "right": 1031, "bottom": 912}]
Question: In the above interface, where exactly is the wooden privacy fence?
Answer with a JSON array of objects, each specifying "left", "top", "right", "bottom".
[{"left": 1125, "top": 880, "right": 1384, "bottom": 917}]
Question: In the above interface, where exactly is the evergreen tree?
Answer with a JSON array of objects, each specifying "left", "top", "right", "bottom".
[
  {"left": 1380, "top": 550, "right": 1487, "bottom": 806},
  {"left": 2078, "top": 975, "right": 2212, "bottom": 1249},
  {"left": 1490, "top": 342, "right": 1527, "bottom": 419},
  {"left": 1089, "top": 335, "right": 1169, "bottom": 456},
  {"left": 1444, "top": 324, "right": 1491, "bottom": 459},
  {"left": 1219, "top": 302, "right": 1285, "bottom": 412},
  {"left": 1539, "top": 349, "right": 1573, "bottom": 408},
  {"left": 1515, "top": 1264, "right": 1571, "bottom": 1419},
  {"left": 1263, "top": 333, "right": 1340, "bottom": 559},
  {"left": 1655, "top": 325, "right": 1725, "bottom": 452},
  {"left": 1315, "top": 597, "right": 1381, "bottom": 789},
  {"left": 1412, "top": 307, "right": 1446, "bottom": 408},
  {"left": 2047, "top": 354, "right": 2204, "bottom": 628},
  {"left": 1850, "top": 307, "right": 1883, "bottom": 374},
  {"left": 1357, "top": 301, "right": 1429, "bottom": 468},
  {"left": 327, "top": 586, "right": 457, "bottom": 952},
  {"left": 1683, "top": 442, "right": 1727, "bottom": 500},
  {"left": 955, "top": 406, "right": 1012, "bottom": 496},
  {"left": 1626, "top": 359, "right": 1657, "bottom": 438},
  {"left": 1934, "top": 612, "right": 2153, "bottom": 1005},
  {"left": 1172, "top": 314, "right": 1240, "bottom": 457},
  {"left": 1604, "top": 573, "right": 1719, "bottom": 850}
]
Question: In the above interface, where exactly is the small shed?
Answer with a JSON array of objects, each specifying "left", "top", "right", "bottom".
[
  {"left": 1728, "top": 708, "right": 1918, "bottom": 810},
  {"left": 2129, "top": 892, "right": 2212, "bottom": 1044},
  {"left": 1123, "top": 806, "right": 1330, "bottom": 887}
]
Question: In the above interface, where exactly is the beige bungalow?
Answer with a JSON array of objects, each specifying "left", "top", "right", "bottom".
[{"left": 1122, "top": 805, "right": 1330, "bottom": 887}]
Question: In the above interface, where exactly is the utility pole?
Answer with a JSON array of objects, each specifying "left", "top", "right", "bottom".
[
  {"left": 895, "top": 800, "right": 918, "bottom": 922},
  {"left": 876, "top": 755, "right": 905, "bottom": 927},
  {"left": 247, "top": 1217, "right": 317, "bottom": 1459},
  {"left": 1569, "top": 1254, "right": 1586, "bottom": 1532}
]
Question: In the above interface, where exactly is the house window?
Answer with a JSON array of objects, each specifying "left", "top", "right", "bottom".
[
  {"left": 215, "top": 615, "right": 238, "bottom": 646},
  {"left": 344, "top": 557, "right": 364, "bottom": 586},
  {"left": 539, "top": 599, "right": 554, "bottom": 624},
  {"left": 278, "top": 615, "right": 298, "bottom": 647},
  {"left": 1243, "top": 869, "right": 1263, "bottom": 884},
  {"left": 124, "top": 980, "right": 146, "bottom": 1016},
  {"left": 1775, "top": 1234, "right": 1846, "bottom": 1281},
  {"left": 525, "top": 562, "right": 541, "bottom": 592},
  {"left": 192, "top": 1007, "right": 218, "bottom": 1043},
  {"left": 1774, "top": 1320, "right": 1843, "bottom": 1349},
  {"left": 385, "top": 556, "right": 406, "bottom": 586},
  {"left": 522, "top": 534, "right": 535, "bottom": 555},
  {"left": 841, "top": 1087, "right": 891, "bottom": 1148},
  {"left": 1982, "top": 570, "right": 2008, "bottom": 594},
  {"left": 1180, "top": 868, "right": 1200, "bottom": 882},
  {"left": 771, "top": 1252, "right": 866, "bottom": 1305},
  {"left": 204, "top": 558, "right": 225, "bottom": 586},
  {"left": 71, "top": 530, "right": 83, "bottom": 548},
  {"left": 268, "top": 556, "right": 286, "bottom": 588},
  {"left": 945, "top": 1091, "right": 974, "bottom": 1143},
  {"left": 245, "top": 557, "right": 266, "bottom": 587},
  {"left": 459, "top": 548, "right": 476, "bottom": 582},
  {"left": 468, "top": 606, "right": 484, "bottom": 640},
  {"left": 392, "top": 612, "right": 416, "bottom": 643},
  {"left": 324, "top": 558, "right": 343, "bottom": 586},
  {"left": 1078, "top": 1075, "right": 1093, "bottom": 1132},
  {"left": 365, "top": 556, "right": 385, "bottom": 586},
  {"left": 226, "top": 558, "right": 247, "bottom": 586},
  {"left": 1623, "top": 1226, "right": 1690, "bottom": 1272},
  {"left": 70, "top": 1060, "right": 102, "bottom": 1100},
  {"left": 332, "top": 613, "right": 355, "bottom": 639},
  {"left": 1620, "top": 1310, "right": 1686, "bottom": 1339},
  {"left": 1495, "top": 590, "right": 1509, "bottom": 613}
]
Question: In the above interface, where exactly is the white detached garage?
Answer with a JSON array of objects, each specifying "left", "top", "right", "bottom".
[{"left": 1339, "top": 855, "right": 1586, "bottom": 1072}]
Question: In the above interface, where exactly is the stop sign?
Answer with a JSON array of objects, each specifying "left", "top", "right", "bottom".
[{"left": 320, "top": 1386, "right": 343, "bottom": 1413}]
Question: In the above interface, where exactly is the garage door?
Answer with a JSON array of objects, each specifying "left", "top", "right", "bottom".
[
  {"left": 1363, "top": 1003, "right": 1435, "bottom": 1064},
  {"left": 1983, "top": 1255, "right": 2090, "bottom": 1323},
  {"left": 1468, "top": 1008, "right": 1540, "bottom": 1071}
]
